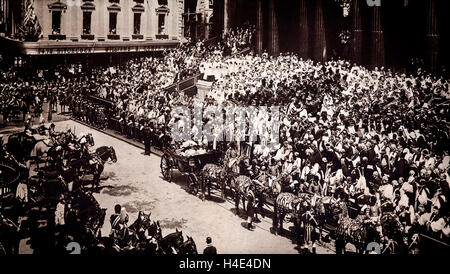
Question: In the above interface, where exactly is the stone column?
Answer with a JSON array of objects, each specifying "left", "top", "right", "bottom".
[
  {"left": 268, "top": 0, "right": 279, "bottom": 56},
  {"left": 298, "top": 0, "right": 308, "bottom": 59},
  {"left": 369, "top": 6, "right": 385, "bottom": 69},
  {"left": 256, "top": 0, "right": 263, "bottom": 55},
  {"left": 426, "top": 0, "right": 439, "bottom": 72},
  {"left": 313, "top": 0, "right": 326, "bottom": 62},
  {"left": 352, "top": 0, "right": 363, "bottom": 64}
]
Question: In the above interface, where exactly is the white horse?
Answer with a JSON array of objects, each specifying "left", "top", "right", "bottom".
[{"left": 31, "top": 138, "right": 54, "bottom": 169}]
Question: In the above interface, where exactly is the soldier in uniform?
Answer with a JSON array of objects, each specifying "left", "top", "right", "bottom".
[
  {"left": 126, "top": 113, "right": 134, "bottom": 138},
  {"left": 119, "top": 110, "right": 127, "bottom": 135},
  {"left": 143, "top": 123, "right": 152, "bottom": 156},
  {"left": 246, "top": 190, "right": 256, "bottom": 231}
]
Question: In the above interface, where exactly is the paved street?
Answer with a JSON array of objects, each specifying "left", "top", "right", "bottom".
[{"left": 51, "top": 120, "right": 335, "bottom": 254}]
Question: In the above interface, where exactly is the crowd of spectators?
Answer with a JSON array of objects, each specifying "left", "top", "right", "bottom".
[
  {"left": 1, "top": 26, "right": 449, "bottom": 252},
  {"left": 201, "top": 53, "right": 450, "bottom": 249}
]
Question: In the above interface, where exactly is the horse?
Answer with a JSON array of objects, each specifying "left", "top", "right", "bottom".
[
  {"left": 6, "top": 132, "right": 37, "bottom": 163},
  {"left": 128, "top": 212, "right": 161, "bottom": 242},
  {"left": 200, "top": 163, "right": 228, "bottom": 199},
  {"left": 31, "top": 139, "right": 54, "bottom": 169},
  {"left": 113, "top": 211, "right": 163, "bottom": 254},
  {"left": 254, "top": 172, "right": 291, "bottom": 198},
  {"left": 380, "top": 211, "right": 404, "bottom": 254},
  {"left": 94, "top": 146, "right": 117, "bottom": 163},
  {"left": 179, "top": 236, "right": 198, "bottom": 254},
  {"left": 158, "top": 228, "right": 184, "bottom": 254},
  {"left": 272, "top": 192, "right": 312, "bottom": 244},
  {"left": 334, "top": 202, "right": 381, "bottom": 254},
  {"left": 46, "top": 145, "right": 64, "bottom": 168},
  {"left": 311, "top": 196, "right": 342, "bottom": 242},
  {"left": 85, "top": 146, "right": 117, "bottom": 187},
  {"left": 65, "top": 190, "right": 107, "bottom": 247},
  {"left": 230, "top": 175, "right": 256, "bottom": 215}
]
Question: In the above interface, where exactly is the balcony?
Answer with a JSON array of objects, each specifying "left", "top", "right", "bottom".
[
  {"left": 81, "top": 34, "right": 95, "bottom": 40},
  {"left": 107, "top": 34, "right": 120, "bottom": 40},
  {"left": 156, "top": 34, "right": 168, "bottom": 40},
  {"left": 132, "top": 34, "right": 144, "bottom": 40},
  {"left": 49, "top": 34, "right": 66, "bottom": 40}
]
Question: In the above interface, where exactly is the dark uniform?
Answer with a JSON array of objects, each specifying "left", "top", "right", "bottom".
[
  {"left": 203, "top": 237, "right": 217, "bottom": 254},
  {"left": 246, "top": 193, "right": 256, "bottom": 230},
  {"left": 203, "top": 244, "right": 217, "bottom": 254},
  {"left": 143, "top": 125, "right": 152, "bottom": 155}
]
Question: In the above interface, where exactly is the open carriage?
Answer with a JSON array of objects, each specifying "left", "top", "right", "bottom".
[{"left": 160, "top": 146, "right": 222, "bottom": 195}]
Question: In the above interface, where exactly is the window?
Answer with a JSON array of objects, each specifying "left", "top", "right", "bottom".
[
  {"left": 157, "top": 0, "right": 168, "bottom": 5},
  {"left": 52, "top": 10, "right": 62, "bottom": 34},
  {"left": 209, "top": 0, "right": 214, "bottom": 9},
  {"left": 133, "top": 13, "right": 141, "bottom": 34},
  {"left": 158, "top": 14, "right": 165, "bottom": 34},
  {"left": 109, "top": 12, "right": 117, "bottom": 34},
  {"left": 83, "top": 12, "right": 91, "bottom": 34}
]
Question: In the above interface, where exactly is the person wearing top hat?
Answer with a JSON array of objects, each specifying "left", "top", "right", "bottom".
[{"left": 203, "top": 237, "right": 217, "bottom": 254}]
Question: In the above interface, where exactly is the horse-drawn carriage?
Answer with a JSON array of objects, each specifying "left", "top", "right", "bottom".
[{"left": 160, "top": 146, "right": 222, "bottom": 195}]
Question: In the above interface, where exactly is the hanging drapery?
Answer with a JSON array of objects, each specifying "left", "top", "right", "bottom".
[{"left": 17, "top": 0, "right": 42, "bottom": 41}]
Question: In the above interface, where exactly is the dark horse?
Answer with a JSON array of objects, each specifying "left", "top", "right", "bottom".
[
  {"left": 179, "top": 236, "right": 198, "bottom": 254},
  {"left": 118, "top": 211, "right": 163, "bottom": 254},
  {"left": 6, "top": 132, "right": 37, "bottom": 163},
  {"left": 85, "top": 146, "right": 117, "bottom": 187},
  {"left": 159, "top": 228, "right": 184, "bottom": 254},
  {"left": 64, "top": 190, "right": 107, "bottom": 249}
]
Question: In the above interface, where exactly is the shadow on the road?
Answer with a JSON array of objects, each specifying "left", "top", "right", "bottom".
[
  {"left": 204, "top": 194, "right": 226, "bottom": 203},
  {"left": 162, "top": 173, "right": 192, "bottom": 192},
  {"left": 160, "top": 217, "right": 188, "bottom": 230},
  {"left": 229, "top": 208, "right": 249, "bottom": 220},
  {"left": 122, "top": 200, "right": 156, "bottom": 214},
  {"left": 102, "top": 184, "right": 139, "bottom": 197}
]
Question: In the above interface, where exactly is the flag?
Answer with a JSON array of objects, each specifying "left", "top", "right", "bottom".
[{"left": 20, "top": 0, "right": 42, "bottom": 41}]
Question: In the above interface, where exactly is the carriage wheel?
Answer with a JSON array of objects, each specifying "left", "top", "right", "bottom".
[
  {"left": 160, "top": 154, "right": 172, "bottom": 181},
  {"left": 188, "top": 174, "right": 199, "bottom": 196}
]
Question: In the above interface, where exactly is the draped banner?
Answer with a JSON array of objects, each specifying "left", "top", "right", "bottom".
[{"left": 18, "top": 0, "right": 42, "bottom": 41}]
